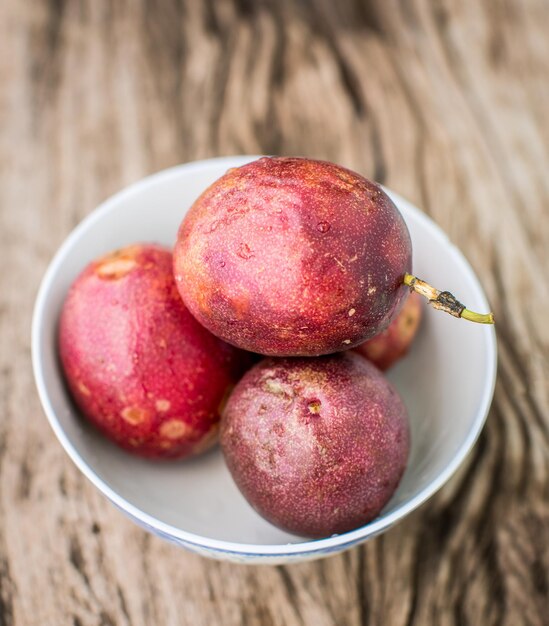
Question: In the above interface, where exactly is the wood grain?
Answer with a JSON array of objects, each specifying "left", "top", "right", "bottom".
[{"left": 1, "top": 0, "right": 548, "bottom": 624}]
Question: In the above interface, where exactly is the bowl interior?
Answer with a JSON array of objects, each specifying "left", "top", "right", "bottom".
[{"left": 33, "top": 157, "right": 495, "bottom": 549}]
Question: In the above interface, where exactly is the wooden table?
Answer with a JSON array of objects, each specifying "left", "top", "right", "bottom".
[{"left": 2, "top": 1, "right": 548, "bottom": 624}]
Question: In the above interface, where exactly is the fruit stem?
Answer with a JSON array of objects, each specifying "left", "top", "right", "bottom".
[{"left": 403, "top": 273, "right": 494, "bottom": 324}]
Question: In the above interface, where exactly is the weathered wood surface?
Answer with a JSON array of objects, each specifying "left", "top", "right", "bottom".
[{"left": 1, "top": 0, "right": 548, "bottom": 624}]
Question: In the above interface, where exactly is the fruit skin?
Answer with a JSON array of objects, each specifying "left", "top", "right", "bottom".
[
  {"left": 220, "top": 352, "right": 410, "bottom": 538},
  {"left": 354, "top": 292, "right": 423, "bottom": 370},
  {"left": 59, "top": 244, "right": 250, "bottom": 460},
  {"left": 174, "top": 156, "right": 412, "bottom": 356}
]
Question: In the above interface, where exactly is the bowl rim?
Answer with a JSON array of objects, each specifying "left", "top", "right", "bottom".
[{"left": 32, "top": 155, "right": 497, "bottom": 557}]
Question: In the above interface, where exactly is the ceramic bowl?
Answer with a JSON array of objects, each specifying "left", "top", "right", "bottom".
[{"left": 32, "top": 156, "right": 497, "bottom": 564}]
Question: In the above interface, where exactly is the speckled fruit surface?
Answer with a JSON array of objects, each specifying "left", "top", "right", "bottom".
[
  {"left": 59, "top": 244, "right": 250, "bottom": 459},
  {"left": 173, "top": 157, "right": 412, "bottom": 356},
  {"left": 354, "top": 292, "right": 423, "bottom": 370},
  {"left": 221, "top": 352, "right": 410, "bottom": 538}
]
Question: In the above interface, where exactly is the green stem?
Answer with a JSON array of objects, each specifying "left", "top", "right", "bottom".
[{"left": 403, "top": 273, "right": 494, "bottom": 324}]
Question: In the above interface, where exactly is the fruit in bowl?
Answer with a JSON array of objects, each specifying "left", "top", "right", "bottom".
[
  {"left": 354, "top": 292, "right": 423, "bottom": 371},
  {"left": 173, "top": 157, "right": 412, "bottom": 356},
  {"left": 221, "top": 352, "right": 410, "bottom": 538},
  {"left": 59, "top": 244, "right": 250, "bottom": 459},
  {"left": 173, "top": 157, "right": 492, "bottom": 358}
]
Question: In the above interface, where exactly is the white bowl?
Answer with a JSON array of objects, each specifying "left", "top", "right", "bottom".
[{"left": 32, "top": 156, "right": 497, "bottom": 564}]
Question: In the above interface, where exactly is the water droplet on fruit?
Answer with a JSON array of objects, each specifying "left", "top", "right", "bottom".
[
  {"left": 348, "top": 308, "right": 356, "bottom": 317},
  {"left": 317, "top": 221, "right": 331, "bottom": 233},
  {"left": 220, "top": 260, "right": 226, "bottom": 267},
  {"left": 209, "top": 220, "right": 219, "bottom": 232},
  {"left": 342, "top": 339, "right": 352, "bottom": 345}
]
